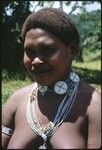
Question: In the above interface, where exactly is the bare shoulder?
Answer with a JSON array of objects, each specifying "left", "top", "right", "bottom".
[
  {"left": 79, "top": 81, "right": 100, "bottom": 97},
  {"left": 80, "top": 83, "right": 101, "bottom": 148},
  {"left": 87, "top": 88, "right": 101, "bottom": 116},
  {"left": 2, "top": 82, "right": 36, "bottom": 126},
  {"left": 78, "top": 81, "right": 101, "bottom": 115},
  {"left": 79, "top": 81, "right": 101, "bottom": 115},
  {"left": 3, "top": 83, "right": 34, "bottom": 107},
  {"left": 10, "top": 83, "right": 34, "bottom": 101}
]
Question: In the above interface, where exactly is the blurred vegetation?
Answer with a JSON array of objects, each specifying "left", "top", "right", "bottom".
[{"left": 1, "top": 1, "right": 101, "bottom": 105}]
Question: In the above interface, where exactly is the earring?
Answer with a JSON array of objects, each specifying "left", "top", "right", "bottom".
[{"left": 70, "top": 72, "right": 79, "bottom": 82}]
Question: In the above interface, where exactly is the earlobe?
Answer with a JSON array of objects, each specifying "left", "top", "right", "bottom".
[{"left": 67, "top": 44, "right": 76, "bottom": 59}]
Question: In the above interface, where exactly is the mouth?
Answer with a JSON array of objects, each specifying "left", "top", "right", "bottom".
[{"left": 31, "top": 68, "right": 53, "bottom": 77}]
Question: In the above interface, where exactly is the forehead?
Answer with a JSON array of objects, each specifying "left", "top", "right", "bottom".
[{"left": 24, "top": 28, "right": 56, "bottom": 47}]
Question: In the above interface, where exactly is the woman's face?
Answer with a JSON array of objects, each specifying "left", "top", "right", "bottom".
[{"left": 23, "top": 28, "right": 73, "bottom": 85}]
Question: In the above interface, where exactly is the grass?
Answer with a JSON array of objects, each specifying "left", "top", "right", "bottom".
[
  {"left": 72, "top": 59, "right": 101, "bottom": 84},
  {"left": 72, "top": 49, "right": 101, "bottom": 71},
  {"left": 72, "top": 60, "right": 101, "bottom": 71}
]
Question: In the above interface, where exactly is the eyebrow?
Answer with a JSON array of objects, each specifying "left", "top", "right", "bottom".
[{"left": 24, "top": 41, "right": 56, "bottom": 51}]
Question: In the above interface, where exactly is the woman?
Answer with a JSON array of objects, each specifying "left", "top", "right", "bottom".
[{"left": 2, "top": 8, "right": 101, "bottom": 149}]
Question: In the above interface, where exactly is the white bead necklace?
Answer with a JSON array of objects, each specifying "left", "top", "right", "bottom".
[{"left": 26, "top": 71, "right": 80, "bottom": 149}]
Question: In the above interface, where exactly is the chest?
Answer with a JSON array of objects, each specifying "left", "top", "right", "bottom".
[{"left": 8, "top": 99, "right": 88, "bottom": 149}]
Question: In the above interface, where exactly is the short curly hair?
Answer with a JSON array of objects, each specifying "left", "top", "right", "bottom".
[{"left": 21, "top": 8, "right": 79, "bottom": 52}]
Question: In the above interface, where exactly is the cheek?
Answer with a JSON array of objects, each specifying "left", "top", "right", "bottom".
[
  {"left": 49, "top": 51, "right": 72, "bottom": 76},
  {"left": 23, "top": 53, "right": 32, "bottom": 69},
  {"left": 50, "top": 51, "right": 71, "bottom": 65}
]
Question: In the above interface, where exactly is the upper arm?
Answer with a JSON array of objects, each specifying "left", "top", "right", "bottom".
[
  {"left": 87, "top": 90, "right": 101, "bottom": 149},
  {"left": 2, "top": 84, "right": 32, "bottom": 148},
  {"left": 2, "top": 91, "right": 19, "bottom": 148},
  {"left": 2, "top": 92, "right": 18, "bottom": 127}
]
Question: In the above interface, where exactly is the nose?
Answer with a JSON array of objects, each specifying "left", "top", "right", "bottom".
[{"left": 31, "top": 56, "right": 44, "bottom": 66}]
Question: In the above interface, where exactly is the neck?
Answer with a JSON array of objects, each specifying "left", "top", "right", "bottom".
[{"left": 38, "top": 69, "right": 79, "bottom": 96}]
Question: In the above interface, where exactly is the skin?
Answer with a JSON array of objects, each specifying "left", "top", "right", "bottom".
[{"left": 2, "top": 28, "right": 101, "bottom": 149}]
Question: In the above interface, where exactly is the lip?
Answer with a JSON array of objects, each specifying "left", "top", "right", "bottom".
[{"left": 31, "top": 68, "right": 53, "bottom": 77}]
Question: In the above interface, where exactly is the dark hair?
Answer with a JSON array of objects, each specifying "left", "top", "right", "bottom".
[{"left": 21, "top": 8, "right": 79, "bottom": 51}]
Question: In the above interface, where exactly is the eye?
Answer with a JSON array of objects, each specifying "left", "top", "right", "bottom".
[
  {"left": 42, "top": 46, "right": 57, "bottom": 58},
  {"left": 25, "top": 49, "right": 35, "bottom": 58}
]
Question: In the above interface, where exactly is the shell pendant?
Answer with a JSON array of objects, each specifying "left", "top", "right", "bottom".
[{"left": 39, "top": 140, "right": 47, "bottom": 149}]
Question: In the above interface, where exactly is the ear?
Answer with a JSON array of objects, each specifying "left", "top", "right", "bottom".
[{"left": 67, "top": 43, "right": 77, "bottom": 58}]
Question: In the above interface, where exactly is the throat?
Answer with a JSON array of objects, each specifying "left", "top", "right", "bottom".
[{"left": 36, "top": 94, "right": 65, "bottom": 121}]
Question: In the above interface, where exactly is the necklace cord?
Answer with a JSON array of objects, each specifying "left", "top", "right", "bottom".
[{"left": 26, "top": 71, "right": 80, "bottom": 148}]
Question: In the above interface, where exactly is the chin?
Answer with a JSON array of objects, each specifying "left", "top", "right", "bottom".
[
  {"left": 35, "top": 76, "right": 57, "bottom": 86},
  {"left": 36, "top": 79, "right": 53, "bottom": 86},
  {"left": 30, "top": 71, "right": 66, "bottom": 86},
  {"left": 30, "top": 73, "right": 54, "bottom": 86}
]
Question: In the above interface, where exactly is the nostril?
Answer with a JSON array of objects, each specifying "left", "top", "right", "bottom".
[{"left": 32, "top": 57, "right": 43, "bottom": 65}]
